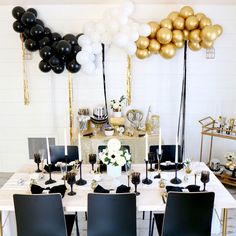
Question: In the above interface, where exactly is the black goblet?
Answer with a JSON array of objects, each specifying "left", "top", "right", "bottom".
[
  {"left": 34, "top": 153, "right": 42, "bottom": 173},
  {"left": 148, "top": 152, "right": 155, "bottom": 171},
  {"left": 67, "top": 172, "right": 76, "bottom": 196},
  {"left": 200, "top": 170, "right": 210, "bottom": 191},
  {"left": 89, "top": 154, "right": 97, "bottom": 172},
  {"left": 131, "top": 172, "right": 141, "bottom": 196}
]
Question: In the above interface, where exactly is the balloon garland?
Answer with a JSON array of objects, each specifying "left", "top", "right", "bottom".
[{"left": 135, "top": 6, "right": 223, "bottom": 59}]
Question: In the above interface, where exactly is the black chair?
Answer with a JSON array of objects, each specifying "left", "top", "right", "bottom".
[
  {"left": 151, "top": 192, "right": 215, "bottom": 236},
  {"left": 87, "top": 193, "right": 137, "bottom": 236},
  {"left": 13, "top": 194, "right": 79, "bottom": 236}
]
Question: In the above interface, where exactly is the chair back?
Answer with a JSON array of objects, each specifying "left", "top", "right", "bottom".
[
  {"left": 87, "top": 193, "right": 137, "bottom": 236},
  {"left": 162, "top": 192, "right": 215, "bottom": 236},
  {"left": 13, "top": 194, "right": 68, "bottom": 236}
]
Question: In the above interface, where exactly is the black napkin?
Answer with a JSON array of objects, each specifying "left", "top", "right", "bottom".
[
  {"left": 94, "top": 185, "right": 110, "bottom": 193},
  {"left": 31, "top": 184, "right": 46, "bottom": 194},
  {"left": 157, "top": 163, "right": 184, "bottom": 171},
  {"left": 116, "top": 184, "right": 130, "bottom": 193},
  {"left": 185, "top": 185, "right": 200, "bottom": 192},
  {"left": 31, "top": 184, "right": 67, "bottom": 198},
  {"left": 44, "top": 165, "right": 73, "bottom": 173},
  {"left": 166, "top": 185, "right": 183, "bottom": 192}
]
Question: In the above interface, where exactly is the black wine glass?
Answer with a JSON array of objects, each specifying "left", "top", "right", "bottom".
[
  {"left": 34, "top": 153, "right": 42, "bottom": 173},
  {"left": 67, "top": 172, "right": 76, "bottom": 196},
  {"left": 131, "top": 172, "right": 141, "bottom": 196},
  {"left": 200, "top": 170, "right": 210, "bottom": 191},
  {"left": 148, "top": 152, "right": 155, "bottom": 171},
  {"left": 89, "top": 154, "right": 97, "bottom": 172}
]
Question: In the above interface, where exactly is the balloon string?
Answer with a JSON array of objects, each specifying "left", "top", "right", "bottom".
[
  {"left": 102, "top": 44, "right": 108, "bottom": 115},
  {"left": 20, "top": 33, "right": 30, "bottom": 105},
  {"left": 68, "top": 72, "right": 73, "bottom": 144},
  {"left": 127, "top": 55, "right": 132, "bottom": 106}
]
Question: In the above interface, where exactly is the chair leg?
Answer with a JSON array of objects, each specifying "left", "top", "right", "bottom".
[
  {"left": 148, "top": 211, "right": 152, "bottom": 236},
  {"left": 75, "top": 212, "right": 80, "bottom": 236},
  {"left": 151, "top": 217, "right": 154, "bottom": 236},
  {"left": 143, "top": 211, "right": 145, "bottom": 220},
  {"left": 85, "top": 212, "right": 87, "bottom": 221}
]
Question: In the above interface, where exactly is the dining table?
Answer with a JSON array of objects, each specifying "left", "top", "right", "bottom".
[{"left": 0, "top": 161, "right": 235, "bottom": 236}]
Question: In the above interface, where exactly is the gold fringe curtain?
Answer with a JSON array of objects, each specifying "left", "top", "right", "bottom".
[
  {"left": 68, "top": 72, "right": 73, "bottom": 144},
  {"left": 127, "top": 55, "right": 132, "bottom": 105}
]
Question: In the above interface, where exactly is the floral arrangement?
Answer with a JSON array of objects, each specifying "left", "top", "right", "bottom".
[
  {"left": 224, "top": 152, "right": 235, "bottom": 162},
  {"left": 184, "top": 158, "right": 191, "bottom": 166},
  {"left": 110, "top": 95, "right": 126, "bottom": 112}
]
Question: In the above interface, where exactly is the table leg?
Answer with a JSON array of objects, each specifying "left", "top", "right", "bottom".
[
  {"left": 222, "top": 208, "right": 228, "bottom": 236},
  {"left": 0, "top": 211, "right": 2, "bottom": 236}
]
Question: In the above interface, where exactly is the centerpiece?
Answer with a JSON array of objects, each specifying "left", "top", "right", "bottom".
[
  {"left": 99, "top": 138, "right": 131, "bottom": 177},
  {"left": 110, "top": 95, "right": 126, "bottom": 117}
]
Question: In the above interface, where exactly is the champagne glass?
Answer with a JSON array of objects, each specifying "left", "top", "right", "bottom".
[
  {"left": 200, "top": 170, "right": 210, "bottom": 191},
  {"left": 89, "top": 154, "right": 97, "bottom": 172},
  {"left": 34, "top": 153, "right": 42, "bottom": 173},
  {"left": 38, "top": 149, "right": 46, "bottom": 171},
  {"left": 131, "top": 172, "right": 141, "bottom": 196},
  {"left": 67, "top": 172, "right": 76, "bottom": 196},
  {"left": 148, "top": 152, "right": 155, "bottom": 171},
  {"left": 60, "top": 163, "right": 67, "bottom": 185}
]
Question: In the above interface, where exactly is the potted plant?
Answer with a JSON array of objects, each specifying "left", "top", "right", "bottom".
[{"left": 110, "top": 95, "right": 126, "bottom": 117}]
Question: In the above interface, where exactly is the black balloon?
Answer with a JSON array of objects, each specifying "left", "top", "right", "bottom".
[
  {"left": 12, "top": 6, "right": 25, "bottom": 20},
  {"left": 49, "top": 55, "right": 60, "bottom": 67},
  {"left": 56, "top": 40, "right": 71, "bottom": 56},
  {"left": 39, "top": 46, "right": 53, "bottom": 59},
  {"left": 72, "top": 45, "right": 81, "bottom": 56},
  {"left": 30, "top": 24, "right": 44, "bottom": 40},
  {"left": 44, "top": 27, "right": 52, "bottom": 38},
  {"left": 21, "top": 12, "right": 36, "bottom": 27},
  {"left": 63, "top": 34, "right": 78, "bottom": 46},
  {"left": 51, "top": 41, "right": 58, "bottom": 52},
  {"left": 51, "top": 32, "right": 62, "bottom": 42},
  {"left": 27, "top": 8, "right": 37, "bottom": 17},
  {"left": 13, "top": 20, "right": 25, "bottom": 33},
  {"left": 76, "top": 33, "right": 83, "bottom": 40},
  {"left": 39, "top": 60, "right": 51, "bottom": 72},
  {"left": 52, "top": 63, "right": 64, "bottom": 74},
  {"left": 36, "top": 19, "right": 44, "bottom": 27},
  {"left": 66, "top": 59, "right": 81, "bottom": 73},
  {"left": 38, "top": 37, "right": 51, "bottom": 49},
  {"left": 23, "top": 28, "right": 31, "bottom": 40},
  {"left": 25, "top": 38, "right": 38, "bottom": 51}
]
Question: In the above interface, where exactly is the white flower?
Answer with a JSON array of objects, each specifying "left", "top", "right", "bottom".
[
  {"left": 113, "top": 102, "right": 120, "bottom": 110},
  {"left": 107, "top": 138, "right": 121, "bottom": 152},
  {"left": 116, "top": 155, "right": 126, "bottom": 166}
]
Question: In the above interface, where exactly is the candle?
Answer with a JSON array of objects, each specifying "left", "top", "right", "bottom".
[
  {"left": 145, "top": 133, "right": 148, "bottom": 161},
  {"left": 175, "top": 135, "right": 178, "bottom": 163},
  {"left": 159, "top": 128, "right": 162, "bottom": 155},
  {"left": 46, "top": 137, "right": 51, "bottom": 165},
  {"left": 78, "top": 130, "right": 82, "bottom": 161},
  {"left": 64, "top": 128, "right": 68, "bottom": 156}
]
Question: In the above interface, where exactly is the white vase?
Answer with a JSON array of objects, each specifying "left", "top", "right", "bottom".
[
  {"left": 113, "top": 111, "right": 122, "bottom": 118},
  {"left": 107, "top": 165, "right": 121, "bottom": 178}
]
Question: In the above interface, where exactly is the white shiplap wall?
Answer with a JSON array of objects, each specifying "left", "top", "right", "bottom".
[{"left": 0, "top": 3, "right": 236, "bottom": 171}]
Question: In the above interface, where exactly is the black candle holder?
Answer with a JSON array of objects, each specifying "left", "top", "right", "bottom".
[
  {"left": 76, "top": 160, "right": 87, "bottom": 186},
  {"left": 142, "top": 160, "right": 152, "bottom": 185},
  {"left": 45, "top": 164, "right": 56, "bottom": 185},
  {"left": 170, "top": 163, "right": 182, "bottom": 184},
  {"left": 154, "top": 153, "right": 162, "bottom": 179}
]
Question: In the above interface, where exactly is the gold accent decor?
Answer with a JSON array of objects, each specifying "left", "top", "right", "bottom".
[
  {"left": 109, "top": 117, "right": 125, "bottom": 126},
  {"left": 126, "top": 55, "right": 132, "bottom": 105},
  {"left": 222, "top": 208, "right": 228, "bottom": 236},
  {"left": 68, "top": 72, "right": 73, "bottom": 144}
]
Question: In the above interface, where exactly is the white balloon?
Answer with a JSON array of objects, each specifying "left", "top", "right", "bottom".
[
  {"left": 82, "top": 62, "right": 96, "bottom": 74},
  {"left": 76, "top": 50, "right": 90, "bottom": 65},
  {"left": 78, "top": 35, "right": 91, "bottom": 47},
  {"left": 92, "top": 43, "right": 102, "bottom": 54},
  {"left": 129, "top": 31, "right": 139, "bottom": 41},
  {"left": 89, "top": 53, "right": 95, "bottom": 62},
  {"left": 108, "top": 20, "right": 120, "bottom": 33},
  {"left": 126, "top": 41, "right": 136, "bottom": 55},
  {"left": 117, "top": 14, "right": 128, "bottom": 25},
  {"left": 101, "top": 33, "right": 112, "bottom": 45},
  {"left": 113, "top": 33, "right": 129, "bottom": 47},
  {"left": 82, "top": 45, "right": 93, "bottom": 53},
  {"left": 90, "top": 32, "right": 101, "bottom": 43},
  {"left": 139, "top": 23, "right": 151, "bottom": 37},
  {"left": 120, "top": 25, "right": 130, "bottom": 33},
  {"left": 83, "top": 21, "right": 95, "bottom": 35},
  {"left": 121, "top": 1, "right": 135, "bottom": 16},
  {"left": 130, "top": 22, "right": 139, "bottom": 31}
]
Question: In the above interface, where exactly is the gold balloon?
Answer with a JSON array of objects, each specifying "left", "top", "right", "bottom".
[
  {"left": 188, "top": 41, "right": 201, "bottom": 51},
  {"left": 200, "top": 17, "right": 212, "bottom": 29},
  {"left": 179, "top": 6, "right": 194, "bottom": 19},
  {"left": 200, "top": 40, "right": 214, "bottom": 49},
  {"left": 189, "top": 29, "right": 201, "bottom": 43},
  {"left": 148, "top": 39, "right": 161, "bottom": 53},
  {"left": 136, "top": 36, "right": 149, "bottom": 49},
  {"left": 185, "top": 16, "right": 199, "bottom": 31},
  {"left": 174, "top": 41, "right": 184, "bottom": 48},
  {"left": 160, "top": 43, "right": 176, "bottom": 59},
  {"left": 183, "top": 29, "right": 189, "bottom": 40},
  {"left": 148, "top": 21, "right": 160, "bottom": 39},
  {"left": 201, "top": 26, "right": 218, "bottom": 42},
  {"left": 195, "top": 13, "right": 206, "bottom": 21},
  {"left": 173, "top": 16, "right": 185, "bottom": 30},
  {"left": 172, "top": 30, "right": 184, "bottom": 43},
  {"left": 168, "top": 11, "right": 179, "bottom": 22},
  {"left": 136, "top": 48, "right": 149, "bottom": 59},
  {"left": 213, "top": 24, "right": 223, "bottom": 37},
  {"left": 160, "top": 18, "right": 173, "bottom": 30},
  {"left": 156, "top": 28, "right": 172, "bottom": 44}
]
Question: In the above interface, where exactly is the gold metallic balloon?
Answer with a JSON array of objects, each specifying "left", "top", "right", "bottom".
[
  {"left": 179, "top": 6, "right": 194, "bottom": 19},
  {"left": 183, "top": 29, "right": 189, "bottom": 40},
  {"left": 136, "top": 36, "right": 149, "bottom": 49},
  {"left": 188, "top": 41, "right": 201, "bottom": 51},
  {"left": 136, "top": 48, "right": 149, "bottom": 59},
  {"left": 195, "top": 13, "right": 206, "bottom": 21},
  {"left": 213, "top": 24, "right": 223, "bottom": 37},
  {"left": 160, "top": 18, "right": 173, "bottom": 30},
  {"left": 200, "top": 40, "right": 214, "bottom": 49},
  {"left": 160, "top": 43, "right": 176, "bottom": 59},
  {"left": 174, "top": 41, "right": 184, "bottom": 48},
  {"left": 173, "top": 16, "right": 185, "bottom": 30},
  {"left": 148, "top": 21, "right": 160, "bottom": 39},
  {"left": 201, "top": 26, "right": 218, "bottom": 42},
  {"left": 148, "top": 39, "right": 161, "bottom": 53},
  {"left": 185, "top": 16, "right": 199, "bottom": 31},
  {"left": 156, "top": 28, "right": 173, "bottom": 44},
  {"left": 189, "top": 29, "right": 201, "bottom": 43},
  {"left": 168, "top": 11, "right": 179, "bottom": 22},
  {"left": 199, "top": 17, "right": 212, "bottom": 29},
  {"left": 172, "top": 30, "right": 184, "bottom": 43}
]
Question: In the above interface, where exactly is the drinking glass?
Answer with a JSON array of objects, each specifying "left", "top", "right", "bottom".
[
  {"left": 67, "top": 172, "right": 76, "bottom": 196},
  {"left": 60, "top": 164, "right": 67, "bottom": 185},
  {"left": 89, "top": 154, "right": 97, "bottom": 172},
  {"left": 148, "top": 152, "right": 155, "bottom": 171},
  {"left": 200, "top": 170, "right": 210, "bottom": 191},
  {"left": 34, "top": 153, "right": 42, "bottom": 173},
  {"left": 131, "top": 172, "right": 141, "bottom": 196}
]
